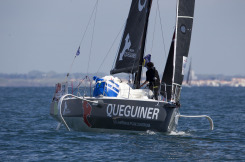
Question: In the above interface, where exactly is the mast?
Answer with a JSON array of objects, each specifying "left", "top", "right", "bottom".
[
  {"left": 134, "top": 0, "right": 153, "bottom": 89},
  {"left": 161, "top": 0, "right": 195, "bottom": 102}
]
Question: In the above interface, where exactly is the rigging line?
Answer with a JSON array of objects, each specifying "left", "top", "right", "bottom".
[
  {"left": 65, "top": 56, "right": 76, "bottom": 81},
  {"left": 72, "top": 78, "right": 86, "bottom": 94},
  {"left": 65, "top": 1, "right": 99, "bottom": 81},
  {"left": 111, "top": 0, "right": 141, "bottom": 72},
  {"left": 96, "top": 23, "right": 125, "bottom": 76},
  {"left": 157, "top": 0, "right": 167, "bottom": 58},
  {"left": 111, "top": 22, "right": 126, "bottom": 72},
  {"left": 84, "top": 0, "right": 98, "bottom": 95},
  {"left": 78, "top": 0, "right": 99, "bottom": 47},
  {"left": 86, "top": 0, "right": 98, "bottom": 76},
  {"left": 150, "top": 3, "right": 158, "bottom": 54}
]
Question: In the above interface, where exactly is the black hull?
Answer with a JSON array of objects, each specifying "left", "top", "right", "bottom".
[{"left": 50, "top": 95, "right": 179, "bottom": 133}]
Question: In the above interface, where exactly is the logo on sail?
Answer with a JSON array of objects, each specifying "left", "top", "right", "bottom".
[
  {"left": 138, "top": 0, "right": 147, "bottom": 11},
  {"left": 119, "top": 34, "right": 132, "bottom": 61},
  {"left": 83, "top": 101, "right": 92, "bottom": 127}
]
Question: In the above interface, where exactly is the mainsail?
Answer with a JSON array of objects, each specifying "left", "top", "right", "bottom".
[
  {"left": 110, "top": 0, "right": 152, "bottom": 76},
  {"left": 161, "top": 0, "right": 195, "bottom": 102}
]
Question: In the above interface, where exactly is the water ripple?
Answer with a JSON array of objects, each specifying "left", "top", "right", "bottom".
[{"left": 0, "top": 87, "right": 245, "bottom": 161}]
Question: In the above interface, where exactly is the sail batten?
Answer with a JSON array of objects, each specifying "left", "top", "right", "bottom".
[{"left": 178, "top": 16, "right": 193, "bottom": 19}]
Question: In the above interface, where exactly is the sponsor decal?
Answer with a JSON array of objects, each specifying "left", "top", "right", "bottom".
[
  {"left": 83, "top": 101, "right": 92, "bottom": 127},
  {"left": 106, "top": 104, "right": 160, "bottom": 120},
  {"left": 123, "top": 50, "right": 136, "bottom": 59},
  {"left": 62, "top": 101, "right": 70, "bottom": 115},
  {"left": 182, "top": 56, "right": 188, "bottom": 75},
  {"left": 138, "top": 0, "right": 147, "bottom": 11},
  {"left": 113, "top": 120, "right": 150, "bottom": 128},
  {"left": 119, "top": 34, "right": 132, "bottom": 61}
]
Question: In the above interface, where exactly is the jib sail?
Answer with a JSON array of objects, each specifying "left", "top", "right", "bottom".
[{"left": 161, "top": 0, "right": 195, "bottom": 102}]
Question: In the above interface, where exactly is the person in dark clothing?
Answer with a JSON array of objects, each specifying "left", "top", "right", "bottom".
[{"left": 140, "top": 62, "right": 160, "bottom": 100}]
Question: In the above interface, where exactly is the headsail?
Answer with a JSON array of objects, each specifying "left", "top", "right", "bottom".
[
  {"left": 161, "top": 32, "right": 176, "bottom": 101},
  {"left": 110, "top": 0, "right": 152, "bottom": 75},
  {"left": 161, "top": 0, "right": 195, "bottom": 102}
]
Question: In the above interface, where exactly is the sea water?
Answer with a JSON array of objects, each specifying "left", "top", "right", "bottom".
[{"left": 0, "top": 87, "right": 244, "bottom": 161}]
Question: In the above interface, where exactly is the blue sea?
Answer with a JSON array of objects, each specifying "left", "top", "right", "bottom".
[{"left": 0, "top": 87, "right": 245, "bottom": 161}]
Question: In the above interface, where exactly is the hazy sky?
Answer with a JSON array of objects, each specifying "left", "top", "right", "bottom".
[{"left": 0, "top": 0, "right": 245, "bottom": 76}]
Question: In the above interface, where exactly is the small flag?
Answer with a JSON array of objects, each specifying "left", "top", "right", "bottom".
[
  {"left": 76, "top": 46, "right": 80, "bottom": 56},
  {"left": 143, "top": 54, "right": 151, "bottom": 67}
]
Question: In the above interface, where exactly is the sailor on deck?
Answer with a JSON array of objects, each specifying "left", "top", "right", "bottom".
[{"left": 140, "top": 62, "right": 160, "bottom": 100}]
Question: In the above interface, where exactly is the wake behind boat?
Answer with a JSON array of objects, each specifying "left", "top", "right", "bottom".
[{"left": 50, "top": 0, "right": 213, "bottom": 133}]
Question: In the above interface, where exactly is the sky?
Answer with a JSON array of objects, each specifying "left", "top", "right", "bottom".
[{"left": 0, "top": 0, "right": 245, "bottom": 76}]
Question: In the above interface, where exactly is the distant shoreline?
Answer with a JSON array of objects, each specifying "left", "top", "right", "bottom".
[{"left": 1, "top": 71, "right": 245, "bottom": 87}]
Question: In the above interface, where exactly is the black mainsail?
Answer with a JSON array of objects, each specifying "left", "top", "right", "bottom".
[
  {"left": 110, "top": 0, "right": 152, "bottom": 82},
  {"left": 161, "top": 0, "right": 195, "bottom": 102}
]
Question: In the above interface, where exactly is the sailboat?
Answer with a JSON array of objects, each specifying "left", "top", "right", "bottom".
[{"left": 50, "top": 0, "right": 213, "bottom": 132}]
